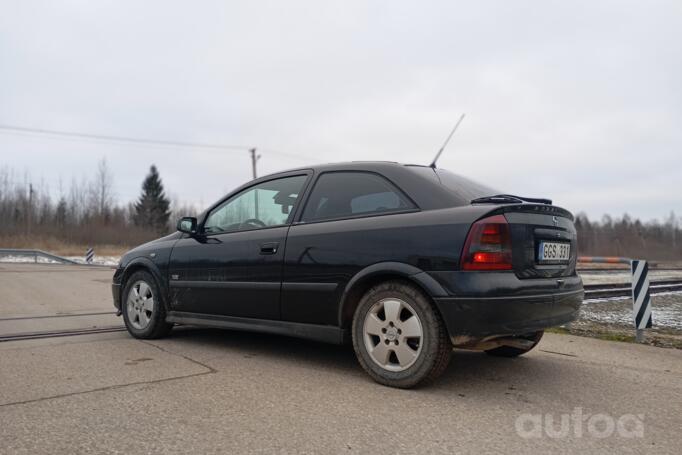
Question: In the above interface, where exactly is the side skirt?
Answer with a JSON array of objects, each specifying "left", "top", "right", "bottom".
[{"left": 166, "top": 311, "right": 347, "bottom": 345}]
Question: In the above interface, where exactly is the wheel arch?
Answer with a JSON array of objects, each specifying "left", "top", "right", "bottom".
[
  {"left": 337, "top": 262, "right": 448, "bottom": 329},
  {"left": 121, "top": 258, "right": 167, "bottom": 310}
]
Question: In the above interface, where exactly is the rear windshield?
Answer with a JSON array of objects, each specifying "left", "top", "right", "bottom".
[
  {"left": 406, "top": 166, "right": 500, "bottom": 206},
  {"left": 435, "top": 169, "right": 500, "bottom": 202}
]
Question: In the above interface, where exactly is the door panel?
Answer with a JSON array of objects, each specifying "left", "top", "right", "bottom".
[
  {"left": 168, "top": 227, "right": 288, "bottom": 319},
  {"left": 168, "top": 174, "right": 309, "bottom": 319}
]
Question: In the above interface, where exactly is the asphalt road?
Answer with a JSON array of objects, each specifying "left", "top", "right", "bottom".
[
  {"left": 0, "top": 263, "right": 119, "bottom": 336},
  {"left": 1, "top": 263, "right": 681, "bottom": 454}
]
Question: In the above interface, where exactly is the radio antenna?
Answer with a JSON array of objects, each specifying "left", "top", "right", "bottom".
[{"left": 429, "top": 113, "right": 465, "bottom": 168}]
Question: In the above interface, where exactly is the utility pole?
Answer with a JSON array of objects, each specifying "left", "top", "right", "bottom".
[{"left": 249, "top": 148, "right": 260, "bottom": 179}]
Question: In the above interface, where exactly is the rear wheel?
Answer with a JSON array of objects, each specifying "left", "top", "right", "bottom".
[
  {"left": 352, "top": 281, "right": 451, "bottom": 388},
  {"left": 122, "top": 270, "right": 173, "bottom": 339},
  {"left": 484, "top": 330, "right": 544, "bottom": 357}
]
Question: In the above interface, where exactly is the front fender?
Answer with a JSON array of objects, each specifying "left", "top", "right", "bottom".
[
  {"left": 337, "top": 262, "right": 448, "bottom": 327},
  {"left": 121, "top": 257, "right": 168, "bottom": 310}
]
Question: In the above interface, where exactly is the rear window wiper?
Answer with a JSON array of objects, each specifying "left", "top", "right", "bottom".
[{"left": 471, "top": 194, "right": 552, "bottom": 205}]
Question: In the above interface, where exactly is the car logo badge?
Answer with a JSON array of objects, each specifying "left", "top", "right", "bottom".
[{"left": 552, "top": 216, "right": 559, "bottom": 227}]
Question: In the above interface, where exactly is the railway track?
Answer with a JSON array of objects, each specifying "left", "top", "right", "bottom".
[
  {"left": 2, "top": 280, "right": 681, "bottom": 342},
  {"left": 0, "top": 325, "right": 125, "bottom": 342}
]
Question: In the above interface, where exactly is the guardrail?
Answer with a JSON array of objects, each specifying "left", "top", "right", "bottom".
[
  {"left": 578, "top": 256, "right": 632, "bottom": 264},
  {"left": 584, "top": 280, "right": 682, "bottom": 299},
  {"left": 0, "top": 248, "right": 80, "bottom": 265}
]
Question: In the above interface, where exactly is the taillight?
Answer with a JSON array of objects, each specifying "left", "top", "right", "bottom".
[{"left": 460, "top": 214, "right": 512, "bottom": 271}]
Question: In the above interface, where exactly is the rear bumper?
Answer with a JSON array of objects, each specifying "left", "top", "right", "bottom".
[
  {"left": 427, "top": 271, "right": 583, "bottom": 339},
  {"left": 434, "top": 289, "right": 581, "bottom": 338}
]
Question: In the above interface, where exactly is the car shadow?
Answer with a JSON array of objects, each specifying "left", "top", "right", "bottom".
[
  {"left": 165, "top": 326, "right": 565, "bottom": 392},
  {"left": 168, "top": 326, "right": 359, "bottom": 372}
]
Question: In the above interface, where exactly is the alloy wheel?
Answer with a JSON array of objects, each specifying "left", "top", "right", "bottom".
[
  {"left": 363, "top": 297, "right": 424, "bottom": 372},
  {"left": 126, "top": 280, "right": 154, "bottom": 330}
]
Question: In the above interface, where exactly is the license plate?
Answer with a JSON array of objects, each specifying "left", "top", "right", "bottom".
[{"left": 538, "top": 241, "right": 570, "bottom": 262}]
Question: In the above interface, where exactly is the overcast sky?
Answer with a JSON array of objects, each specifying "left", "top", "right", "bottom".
[{"left": 1, "top": 0, "right": 680, "bottom": 221}]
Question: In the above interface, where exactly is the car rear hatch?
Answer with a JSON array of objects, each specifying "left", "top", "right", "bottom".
[
  {"left": 495, "top": 204, "right": 577, "bottom": 279},
  {"left": 427, "top": 169, "right": 578, "bottom": 279}
]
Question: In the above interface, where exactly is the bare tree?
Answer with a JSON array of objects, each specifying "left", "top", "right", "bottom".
[
  {"left": 68, "top": 177, "right": 86, "bottom": 223},
  {"left": 89, "top": 157, "right": 115, "bottom": 218}
]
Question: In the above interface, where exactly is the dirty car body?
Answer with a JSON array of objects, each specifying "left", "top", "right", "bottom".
[{"left": 112, "top": 161, "right": 583, "bottom": 386}]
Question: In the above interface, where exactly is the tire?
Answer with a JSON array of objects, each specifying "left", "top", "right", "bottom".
[
  {"left": 121, "top": 270, "right": 173, "bottom": 339},
  {"left": 484, "top": 330, "right": 544, "bottom": 357},
  {"left": 351, "top": 281, "right": 451, "bottom": 388}
]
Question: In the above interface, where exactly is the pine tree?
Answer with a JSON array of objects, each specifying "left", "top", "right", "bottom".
[{"left": 134, "top": 165, "right": 171, "bottom": 233}]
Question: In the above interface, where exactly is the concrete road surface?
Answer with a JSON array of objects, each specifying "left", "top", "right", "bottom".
[
  {"left": 0, "top": 263, "right": 681, "bottom": 454},
  {"left": 0, "top": 263, "right": 119, "bottom": 336}
]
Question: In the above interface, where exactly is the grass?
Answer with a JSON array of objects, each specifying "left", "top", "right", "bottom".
[
  {"left": 546, "top": 327, "right": 571, "bottom": 335},
  {"left": 595, "top": 333, "right": 636, "bottom": 343},
  {"left": 548, "top": 325, "right": 682, "bottom": 348},
  {"left": 547, "top": 326, "right": 635, "bottom": 344}
]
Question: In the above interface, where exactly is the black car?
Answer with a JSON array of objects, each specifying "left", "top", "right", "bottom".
[{"left": 112, "top": 162, "right": 582, "bottom": 388}]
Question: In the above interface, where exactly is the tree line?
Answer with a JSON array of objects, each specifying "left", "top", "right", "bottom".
[
  {"left": 574, "top": 212, "right": 681, "bottom": 261},
  {"left": 0, "top": 159, "right": 196, "bottom": 250},
  {"left": 0, "top": 160, "right": 680, "bottom": 260}
]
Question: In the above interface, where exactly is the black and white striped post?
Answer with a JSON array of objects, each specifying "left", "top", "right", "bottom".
[
  {"left": 85, "top": 247, "right": 94, "bottom": 264},
  {"left": 631, "top": 259, "right": 653, "bottom": 342}
]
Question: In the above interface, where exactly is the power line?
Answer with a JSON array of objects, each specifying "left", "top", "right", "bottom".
[
  {"left": 0, "top": 124, "right": 252, "bottom": 150},
  {"left": 0, "top": 123, "right": 318, "bottom": 162}
]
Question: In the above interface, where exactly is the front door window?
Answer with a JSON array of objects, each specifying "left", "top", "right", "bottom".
[{"left": 204, "top": 175, "right": 307, "bottom": 233}]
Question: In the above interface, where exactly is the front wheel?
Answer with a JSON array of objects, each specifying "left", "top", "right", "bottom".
[
  {"left": 352, "top": 281, "right": 452, "bottom": 388},
  {"left": 122, "top": 270, "right": 173, "bottom": 339}
]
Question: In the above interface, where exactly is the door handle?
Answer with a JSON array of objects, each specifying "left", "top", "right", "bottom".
[{"left": 259, "top": 242, "right": 279, "bottom": 255}]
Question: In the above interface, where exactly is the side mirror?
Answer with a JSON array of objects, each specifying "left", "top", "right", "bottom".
[{"left": 177, "top": 217, "right": 197, "bottom": 235}]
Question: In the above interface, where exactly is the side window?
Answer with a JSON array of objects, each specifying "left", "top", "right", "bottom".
[
  {"left": 301, "top": 172, "right": 416, "bottom": 222},
  {"left": 204, "top": 175, "right": 307, "bottom": 233}
]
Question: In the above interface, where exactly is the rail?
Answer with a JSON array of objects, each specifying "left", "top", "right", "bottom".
[
  {"left": 0, "top": 325, "right": 125, "bottom": 342},
  {"left": 0, "top": 248, "right": 111, "bottom": 267},
  {"left": 584, "top": 279, "right": 682, "bottom": 299}
]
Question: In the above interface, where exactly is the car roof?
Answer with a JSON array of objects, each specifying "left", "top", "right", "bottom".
[
  {"left": 252, "top": 161, "right": 461, "bottom": 211},
  {"left": 268, "top": 161, "right": 431, "bottom": 175}
]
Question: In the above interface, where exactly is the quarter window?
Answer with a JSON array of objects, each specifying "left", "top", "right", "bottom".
[
  {"left": 204, "top": 175, "right": 307, "bottom": 233},
  {"left": 301, "top": 172, "right": 415, "bottom": 222}
]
